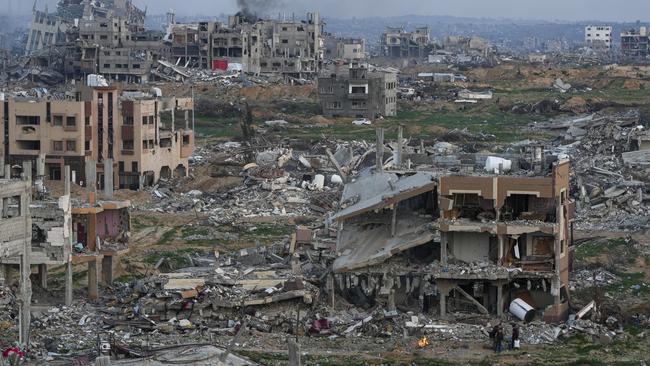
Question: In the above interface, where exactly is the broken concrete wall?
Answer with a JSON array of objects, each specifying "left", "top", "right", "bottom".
[
  {"left": 449, "top": 232, "right": 490, "bottom": 263},
  {"left": 97, "top": 209, "right": 122, "bottom": 238}
]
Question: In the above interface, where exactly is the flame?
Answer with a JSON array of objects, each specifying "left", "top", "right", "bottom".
[{"left": 417, "top": 336, "right": 429, "bottom": 348}]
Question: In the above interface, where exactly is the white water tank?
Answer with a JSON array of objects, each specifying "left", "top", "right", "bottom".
[
  {"left": 509, "top": 298, "right": 535, "bottom": 322},
  {"left": 312, "top": 174, "right": 325, "bottom": 189}
]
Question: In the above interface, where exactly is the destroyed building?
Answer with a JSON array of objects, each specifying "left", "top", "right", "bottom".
[
  {"left": 585, "top": 25, "right": 613, "bottom": 50},
  {"left": 25, "top": 6, "right": 70, "bottom": 54},
  {"left": 329, "top": 145, "right": 574, "bottom": 323},
  {"left": 0, "top": 84, "right": 194, "bottom": 190},
  {"left": 24, "top": 0, "right": 163, "bottom": 83},
  {"left": 324, "top": 36, "right": 366, "bottom": 60},
  {"left": 381, "top": 26, "right": 432, "bottom": 58},
  {"left": 318, "top": 63, "right": 397, "bottom": 119},
  {"left": 0, "top": 163, "right": 32, "bottom": 346},
  {"left": 621, "top": 26, "right": 649, "bottom": 60},
  {"left": 168, "top": 12, "right": 324, "bottom": 78}
]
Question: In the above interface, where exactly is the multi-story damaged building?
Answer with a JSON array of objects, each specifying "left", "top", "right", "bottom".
[
  {"left": 25, "top": 0, "right": 164, "bottom": 82},
  {"left": 330, "top": 147, "right": 574, "bottom": 323},
  {"left": 318, "top": 63, "right": 397, "bottom": 119},
  {"left": 0, "top": 164, "right": 33, "bottom": 345},
  {"left": 381, "top": 26, "right": 431, "bottom": 58},
  {"left": 24, "top": 1, "right": 326, "bottom": 80},
  {"left": 324, "top": 36, "right": 366, "bottom": 60},
  {"left": 25, "top": 7, "right": 70, "bottom": 54},
  {"left": 168, "top": 13, "right": 324, "bottom": 78},
  {"left": 0, "top": 85, "right": 194, "bottom": 190},
  {"left": 585, "top": 25, "right": 613, "bottom": 49},
  {"left": 621, "top": 26, "right": 649, "bottom": 60}
]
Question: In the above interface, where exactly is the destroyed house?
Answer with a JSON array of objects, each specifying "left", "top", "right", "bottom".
[
  {"left": 318, "top": 63, "right": 398, "bottom": 119},
  {"left": 0, "top": 168, "right": 32, "bottom": 345},
  {"left": 621, "top": 27, "right": 650, "bottom": 60},
  {"left": 330, "top": 159, "right": 574, "bottom": 323},
  {"left": 0, "top": 87, "right": 194, "bottom": 190},
  {"left": 438, "top": 159, "right": 573, "bottom": 322},
  {"left": 167, "top": 12, "right": 324, "bottom": 78},
  {"left": 324, "top": 36, "right": 366, "bottom": 60},
  {"left": 25, "top": 0, "right": 155, "bottom": 81},
  {"left": 381, "top": 26, "right": 431, "bottom": 59}
]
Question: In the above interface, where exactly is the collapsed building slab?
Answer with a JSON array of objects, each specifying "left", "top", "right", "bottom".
[{"left": 329, "top": 150, "right": 574, "bottom": 323}]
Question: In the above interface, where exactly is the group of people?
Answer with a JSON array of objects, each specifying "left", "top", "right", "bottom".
[{"left": 489, "top": 323, "right": 520, "bottom": 353}]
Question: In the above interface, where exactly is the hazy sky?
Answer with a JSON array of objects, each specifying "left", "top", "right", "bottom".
[{"left": 11, "top": 0, "right": 650, "bottom": 21}]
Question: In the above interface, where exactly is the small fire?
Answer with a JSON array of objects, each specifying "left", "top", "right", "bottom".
[{"left": 417, "top": 336, "right": 429, "bottom": 348}]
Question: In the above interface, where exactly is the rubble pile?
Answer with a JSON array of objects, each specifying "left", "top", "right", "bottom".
[
  {"left": 0, "top": 286, "right": 18, "bottom": 349},
  {"left": 139, "top": 139, "right": 388, "bottom": 220},
  {"left": 570, "top": 269, "right": 621, "bottom": 290},
  {"left": 541, "top": 110, "right": 650, "bottom": 231}
]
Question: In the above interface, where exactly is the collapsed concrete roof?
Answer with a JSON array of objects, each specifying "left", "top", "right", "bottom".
[
  {"left": 331, "top": 171, "right": 437, "bottom": 222},
  {"left": 331, "top": 171, "right": 438, "bottom": 272}
]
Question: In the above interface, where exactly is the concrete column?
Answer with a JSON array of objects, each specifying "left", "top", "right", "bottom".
[
  {"left": 65, "top": 258, "right": 73, "bottom": 306},
  {"left": 36, "top": 153, "right": 45, "bottom": 177},
  {"left": 440, "top": 232, "right": 448, "bottom": 266},
  {"left": 439, "top": 291, "right": 446, "bottom": 318},
  {"left": 88, "top": 259, "right": 99, "bottom": 300},
  {"left": 102, "top": 256, "right": 114, "bottom": 286},
  {"left": 184, "top": 110, "right": 189, "bottom": 130},
  {"left": 288, "top": 339, "right": 301, "bottom": 366},
  {"left": 0, "top": 157, "right": 4, "bottom": 177},
  {"left": 85, "top": 159, "right": 97, "bottom": 192},
  {"left": 396, "top": 124, "right": 403, "bottom": 168},
  {"left": 38, "top": 264, "right": 48, "bottom": 289},
  {"left": 104, "top": 158, "right": 113, "bottom": 199},
  {"left": 65, "top": 166, "right": 71, "bottom": 195},
  {"left": 498, "top": 235, "right": 505, "bottom": 264},
  {"left": 496, "top": 282, "right": 504, "bottom": 317},
  {"left": 376, "top": 128, "right": 384, "bottom": 171},
  {"left": 4, "top": 164, "right": 10, "bottom": 179},
  {"left": 438, "top": 280, "right": 453, "bottom": 319},
  {"left": 19, "top": 161, "right": 32, "bottom": 346},
  {"left": 390, "top": 206, "right": 397, "bottom": 237},
  {"left": 171, "top": 106, "right": 175, "bottom": 132},
  {"left": 64, "top": 166, "right": 73, "bottom": 306}
]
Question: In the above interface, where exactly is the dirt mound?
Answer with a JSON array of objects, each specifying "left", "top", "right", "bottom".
[
  {"left": 560, "top": 96, "right": 588, "bottom": 114},
  {"left": 624, "top": 79, "right": 642, "bottom": 90},
  {"left": 309, "top": 115, "right": 334, "bottom": 126}
]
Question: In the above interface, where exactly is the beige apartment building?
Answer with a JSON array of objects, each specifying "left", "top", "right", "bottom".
[{"left": 1, "top": 87, "right": 194, "bottom": 190}]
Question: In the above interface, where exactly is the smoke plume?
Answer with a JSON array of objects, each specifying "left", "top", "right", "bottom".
[{"left": 236, "top": 0, "right": 284, "bottom": 22}]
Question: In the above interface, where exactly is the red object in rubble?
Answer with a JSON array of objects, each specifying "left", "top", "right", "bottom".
[
  {"left": 2, "top": 346, "right": 25, "bottom": 358},
  {"left": 212, "top": 59, "right": 228, "bottom": 71}
]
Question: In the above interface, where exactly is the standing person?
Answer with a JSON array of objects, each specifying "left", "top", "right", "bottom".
[
  {"left": 489, "top": 324, "right": 498, "bottom": 350},
  {"left": 495, "top": 325, "right": 504, "bottom": 353},
  {"left": 511, "top": 323, "right": 520, "bottom": 350}
]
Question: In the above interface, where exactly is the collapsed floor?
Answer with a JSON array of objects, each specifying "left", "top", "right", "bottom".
[{"left": 0, "top": 108, "right": 649, "bottom": 365}]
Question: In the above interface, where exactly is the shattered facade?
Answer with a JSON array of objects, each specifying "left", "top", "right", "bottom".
[
  {"left": 0, "top": 166, "right": 32, "bottom": 346},
  {"left": 329, "top": 147, "right": 574, "bottom": 323},
  {"left": 169, "top": 13, "right": 324, "bottom": 78},
  {"left": 0, "top": 86, "right": 194, "bottom": 190},
  {"left": 585, "top": 25, "right": 613, "bottom": 49},
  {"left": 381, "top": 26, "right": 432, "bottom": 58},
  {"left": 318, "top": 63, "right": 398, "bottom": 119},
  {"left": 621, "top": 26, "right": 649, "bottom": 60},
  {"left": 324, "top": 36, "right": 366, "bottom": 60},
  {"left": 24, "top": 0, "right": 163, "bottom": 83}
]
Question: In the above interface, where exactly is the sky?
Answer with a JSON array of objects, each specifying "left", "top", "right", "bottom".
[{"left": 10, "top": 0, "right": 650, "bottom": 22}]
